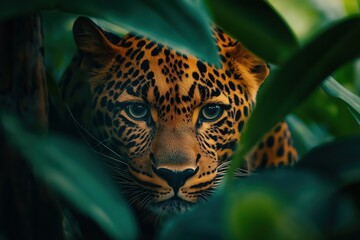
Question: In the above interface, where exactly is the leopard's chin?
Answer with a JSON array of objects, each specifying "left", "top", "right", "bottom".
[{"left": 150, "top": 197, "right": 195, "bottom": 216}]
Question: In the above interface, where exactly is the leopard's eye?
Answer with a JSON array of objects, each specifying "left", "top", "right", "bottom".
[
  {"left": 125, "top": 103, "right": 149, "bottom": 121},
  {"left": 200, "top": 104, "right": 223, "bottom": 122}
]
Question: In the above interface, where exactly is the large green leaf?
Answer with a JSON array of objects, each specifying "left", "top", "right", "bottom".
[
  {"left": 205, "top": 0, "right": 298, "bottom": 64},
  {"left": 321, "top": 77, "right": 360, "bottom": 124},
  {"left": 160, "top": 137, "right": 360, "bottom": 239},
  {"left": 0, "top": 114, "right": 137, "bottom": 240},
  {"left": 0, "top": 0, "right": 219, "bottom": 66},
  {"left": 297, "top": 137, "right": 360, "bottom": 186},
  {"left": 223, "top": 172, "right": 325, "bottom": 240},
  {"left": 160, "top": 168, "right": 360, "bottom": 239},
  {"left": 158, "top": 194, "right": 225, "bottom": 240},
  {"left": 227, "top": 16, "right": 360, "bottom": 180}
]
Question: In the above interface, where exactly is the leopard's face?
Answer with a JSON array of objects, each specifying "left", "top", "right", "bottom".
[{"left": 73, "top": 17, "right": 269, "bottom": 216}]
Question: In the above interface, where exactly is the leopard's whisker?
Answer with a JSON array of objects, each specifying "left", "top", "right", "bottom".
[{"left": 66, "top": 106, "right": 129, "bottom": 165}]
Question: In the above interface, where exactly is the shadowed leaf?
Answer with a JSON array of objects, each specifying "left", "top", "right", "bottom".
[
  {"left": 297, "top": 136, "right": 360, "bottom": 186},
  {"left": 0, "top": 0, "right": 219, "bottom": 66},
  {"left": 321, "top": 77, "right": 360, "bottom": 124},
  {"left": 0, "top": 114, "right": 137, "bottom": 240}
]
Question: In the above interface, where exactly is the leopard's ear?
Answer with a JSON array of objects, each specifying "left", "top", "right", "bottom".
[
  {"left": 230, "top": 42, "right": 270, "bottom": 100},
  {"left": 214, "top": 27, "right": 270, "bottom": 100},
  {"left": 232, "top": 42, "right": 270, "bottom": 86},
  {"left": 73, "top": 16, "right": 118, "bottom": 72}
]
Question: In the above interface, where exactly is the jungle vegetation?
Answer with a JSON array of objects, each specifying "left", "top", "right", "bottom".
[{"left": 0, "top": 0, "right": 360, "bottom": 239}]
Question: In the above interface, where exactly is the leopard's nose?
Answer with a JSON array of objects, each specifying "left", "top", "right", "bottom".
[{"left": 153, "top": 167, "right": 198, "bottom": 193}]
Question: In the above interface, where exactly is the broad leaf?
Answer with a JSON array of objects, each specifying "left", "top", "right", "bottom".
[
  {"left": 297, "top": 137, "right": 360, "bottom": 186},
  {"left": 160, "top": 169, "right": 359, "bottom": 239},
  {"left": 223, "top": 172, "right": 324, "bottom": 240},
  {"left": 0, "top": 114, "right": 137, "bottom": 240},
  {"left": 286, "top": 115, "right": 333, "bottom": 156},
  {"left": 227, "top": 16, "right": 360, "bottom": 179},
  {"left": 321, "top": 77, "right": 360, "bottom": 124},
  {"left": 158, "top": 194, "right": 225, "bottom": 240},
  {"left": 0, "top": 0, "right": 219, "bottom": 66},
  {"left": 205, "top": 0, "right": 298, "bottom": 64}
]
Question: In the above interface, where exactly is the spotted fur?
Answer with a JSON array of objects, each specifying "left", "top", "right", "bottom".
[{"left": 61, "top": 17, "right": 297, "bottom": 216}]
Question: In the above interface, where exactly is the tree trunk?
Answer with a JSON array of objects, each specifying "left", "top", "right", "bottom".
[
  {"left": 0, "top": 14, "right": 48, "bottom": 129},
  {"left": 0, "top": 14, "right": 64, "bottom": 239}
]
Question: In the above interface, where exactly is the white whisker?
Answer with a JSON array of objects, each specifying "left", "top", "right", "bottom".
[{"left": 66, "top": 105, "right": 129, "bottom": 165}]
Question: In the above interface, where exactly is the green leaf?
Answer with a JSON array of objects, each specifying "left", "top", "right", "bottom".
[
  {"left": 349, "top": 107, "right": 360, "bottom": 125},
  {"left": 227, "top": 16, "right": 360, "bottom": 180},
  {"left": 321, "top": 77, "right": 360, "bottom": 124},
  {"left": 297, "top": 137, "right": 360, "bottom": 186},
  {"left": 160, "top": 137, "right": 360, "bottom": 239},
  {"left": 0, "top": 0, "right": 219, "bottom": 66},
  {"left": 205, "top": 0, "right": 298, "bottom": 64},
  {"left": 286, "top": 115, "right": 333, "bottom": 156},
  {"left": 158, "top": 194, "right": 225, "bottom": 240},
  {"left": 42, "top": 12, "right": 78, "bottom": 80},
  {"left": 160, "top": 169, "right": 360, "bottom": 239},
  {"left": 224, "top": 179, "right": 321, "bottom": 240},
  {"left": 0, "top": 114, "right": 137, "bottom": 240}
]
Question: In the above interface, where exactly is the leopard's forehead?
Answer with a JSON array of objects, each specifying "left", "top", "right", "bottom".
[{"left": 97, "top": 29, "right": 243, "bottom": 122}]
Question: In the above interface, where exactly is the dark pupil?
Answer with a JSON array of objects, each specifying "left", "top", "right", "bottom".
[
  {"left": 133, "top": 104, "right": 145, "bottom": 114},
  {"left": 205, "top": 105, "right": 219, "bottom": 117}
]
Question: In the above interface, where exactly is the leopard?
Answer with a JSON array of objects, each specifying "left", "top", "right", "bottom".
[{"left": 60, "top": 16, "right": 298, "bottom": 219}]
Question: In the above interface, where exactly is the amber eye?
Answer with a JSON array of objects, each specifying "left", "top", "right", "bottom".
[
  {"left": 125, "top": 103, "right": 149, "bottom": 121},
  {"left": 200, "top": 104, "right": 223, "bottom": 122}
]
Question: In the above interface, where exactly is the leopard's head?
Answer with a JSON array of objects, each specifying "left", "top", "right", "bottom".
[{"left": 73, "top": 17, "right": 269, "bottom": 216}]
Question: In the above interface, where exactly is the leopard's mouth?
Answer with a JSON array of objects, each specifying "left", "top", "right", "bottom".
[{"left": 150, "top": 196, "right": 195, "bottom": 216}]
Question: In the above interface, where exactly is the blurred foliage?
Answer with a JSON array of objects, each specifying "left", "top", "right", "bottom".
[
  {"left": 286, "top": 114, "right": 333, "bottom": 156},
  {"left": 1, "top": 0, "right": 360, "bottom": 240},
  {"left": 322, "top": 77, "right": 360, "bottom": 124},
  {"left": 42, "top": 11, "right": 77, "bottom": 80},
  {"left": 0, "top": 0, "right": 219, "bottom": 66},
  {"left": 269, "top": 0, "right": 360, "bottom": 138},
  {"left": 161, "top": 137, "right": 360, "bottom": 239},
  {"left": 1, "top": 114, "right": 138, "bottom": 240},
  {"left": 269, "top": 0, "right": 360, "bottom": 41}
]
